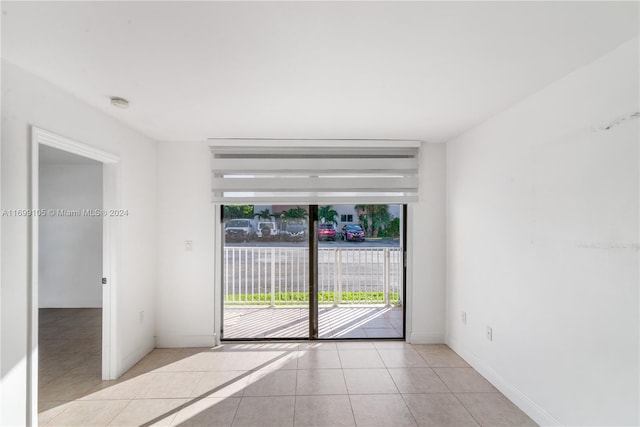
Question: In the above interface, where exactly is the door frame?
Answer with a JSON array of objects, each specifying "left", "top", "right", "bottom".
[
  {"left": 308, "top": 205, "right": 318, "bottom": 339},
  {"left": 28, "top": 127, "right": 121, "bottom": 424},
  {"left": 216, "top": 204, "right": 408, "bottom": 341},
  {"left": 217, "top": 205, "right": 313, "bottom": 341}
]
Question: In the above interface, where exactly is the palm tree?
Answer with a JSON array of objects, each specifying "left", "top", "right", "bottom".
[
  {"left": 355, "top": 204, "right": 373, "bottom": 237},
  {"left": 318, "top": 205, "right": 338, "bottom": 224},
  {"left": 354, "top": 204, "right": 391, "bottom": 237},
  {"left": 257, "top": 208, "right": 272, "bottom": 219},
  {"left": 280, "top": 206, "right": 308, "bottom": 221}
]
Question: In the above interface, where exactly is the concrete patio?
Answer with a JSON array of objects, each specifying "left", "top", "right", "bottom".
[{"left": 223, "top": 306, "right": 403, "bottom": 339}]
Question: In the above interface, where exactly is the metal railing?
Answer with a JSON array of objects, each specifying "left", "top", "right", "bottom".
[{"left": 224, "top": 247, "right": 403, "bottom": 306}]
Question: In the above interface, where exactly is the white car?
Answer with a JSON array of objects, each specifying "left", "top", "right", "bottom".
[
  {"left": 256, "top": 221, "right": 279, "bottom": 239},
  {"left": 225, "top": 219, "right": 256, "bottom": 242}
]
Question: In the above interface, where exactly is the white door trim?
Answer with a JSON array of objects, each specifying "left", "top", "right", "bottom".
[
  {"left": 29, "top": 126, "right": 121, "bottom": 425},
  {"left": 213, "top": 204, "right": 222, "bottom": 346}
]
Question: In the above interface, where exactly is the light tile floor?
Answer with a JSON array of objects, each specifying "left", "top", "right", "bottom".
[
  {"left": 39, "top": 309, "right": 538, "bottom": 426},
  {"left": 223, "top": 306, "right": 404, "bottom": 339}
]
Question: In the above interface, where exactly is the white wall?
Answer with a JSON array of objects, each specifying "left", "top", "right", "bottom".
[
  {"left": 408, "top": 142, "right": 447, "bottom": 343},
  {"left": 1, "top": 61, "right": 157, "bottom": 426},
  {"left": 155, "top": 140, "right": 448, "bottom": 347},
  {"left": 446, "top": 37, "right": 639, "bottom": 426},
  {"left": 39, "top": 163, "right": 103, "bottom": 308},
  {"left": 156, "top": 141, "right": 216, "bottom": 347}
]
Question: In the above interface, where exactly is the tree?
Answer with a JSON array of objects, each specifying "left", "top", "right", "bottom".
[
  {"left": 318, "top": 205, "right": 338, "bottom": 224},
  {"left": 354, "top": 204, "right": 391, "bottom": 237},
  {"left": 280, "top": 206, "right": 308, "bottom": 220},
  {"left": 257, "top": 208, "right": 272, "bottom": 219},
  {"left": 223, "top": 205, "right": 254, "bottom": 219},
  {"left": 379, "top": 217, "right": 400, "bottom": 238}
]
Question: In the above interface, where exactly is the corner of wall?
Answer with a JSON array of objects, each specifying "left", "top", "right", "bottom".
[
  {"left": 119, "top": 336, "right": 155, "bottom": 378},
  {"left": 408, "top": 142, "right": 447, "bottom": 343},
  {"left": 446, "top": 336, "right": 562, "bottom": 427}
]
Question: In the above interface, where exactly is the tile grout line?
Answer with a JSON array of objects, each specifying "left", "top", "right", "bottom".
[
  {"left": 390, "top": 344, "right": 421, "bottom": 427},
  {"left": 450, "top": 393, "right": 483, "bottom": 427},
  {"left": 345, "top": 393, "right": 358, "bottom": 427},
  {"left": 104, "top": 398, "right": 134, "bottom": 427},
  {"left": 292, "top": 367, "right": 298, "bottom": 426},
  {"left": 228, "top": 391, "right": 242, "bottom": 427},
  {"left": 430, "top": 361, "right": 483, "bottom": 427}
]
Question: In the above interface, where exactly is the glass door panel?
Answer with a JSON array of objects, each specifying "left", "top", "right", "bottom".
[
  {"left": 221, "top": 204, "right": 405, "bottom": 340},
  {"left": 222, "top": 204, "right": 310, "bottom": 339},
  {"left": 317, "top": 204, "right": 404, "bottom": 339}
]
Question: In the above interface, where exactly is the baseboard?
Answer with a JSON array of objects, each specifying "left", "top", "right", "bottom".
[
  {"left": 155, "top": 334, "right": 217, "bottom": 348},
  {"left": 446, "top": 335, "right": 562, "bottom": 427},
  {"left": 408, "top": 331, "right": 446, "bottom": 344}
]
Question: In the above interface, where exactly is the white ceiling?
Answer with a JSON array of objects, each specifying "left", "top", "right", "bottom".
[{"left": 2, "top": 1, "right": 638, "bottom": 143}]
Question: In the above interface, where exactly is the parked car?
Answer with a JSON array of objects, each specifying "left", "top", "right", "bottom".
[
  {"left": 256, "top": 221, "right": 279, "bottom": 240},
  {"left": 282, "top": 224, "right": 306, "bottom": 241},
  {"left": 317, "top": 223, "right": 337, "bottom": 241},
  {"left": 225, "top": 219, "right": 256, "bottom": 242},
  {"left": 342, "top": 224, "right": 365, "bottom": 241}
]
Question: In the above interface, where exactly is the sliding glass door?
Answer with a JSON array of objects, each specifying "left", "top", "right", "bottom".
[
  {"left": 220, "top": 204, "right": 405, "bottom": 340},
  {"left": 317, "top": 204, "right": 404, "bottom": 339},
  {"left": 222, "top": 205, "right": 310, "bottom": 339}
]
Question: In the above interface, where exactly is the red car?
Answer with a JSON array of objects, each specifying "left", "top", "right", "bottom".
[
  {"left": 317, "top": 223, "right": 337, "bottom": 241},
  {"left": 342, "top": 224, "right": 365, "bottom": 241}
]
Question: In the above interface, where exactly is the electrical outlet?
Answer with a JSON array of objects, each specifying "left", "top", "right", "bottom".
[
  {"left": 461, "top": 311, "right": 467, "bottom": 324},
  {"left": 486, "top": 326, "right": 493, "bottom": 341},
  {"left": 185, "top": 240, "right": 193, "bottom": 251}
]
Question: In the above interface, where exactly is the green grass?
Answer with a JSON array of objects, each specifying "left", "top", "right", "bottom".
[{"left": 225, "top": 291, "right": 400, "bottom": 305}]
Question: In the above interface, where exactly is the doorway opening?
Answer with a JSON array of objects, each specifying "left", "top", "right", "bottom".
[
  {"left": 29, "top": 127, "right": 120, "bottom": 424},
  {"left": 38, "top": 145, "right": 104, "bottom": 408},
  {"left": 220, "top": 204, "right": 406, "bottom": 340}
]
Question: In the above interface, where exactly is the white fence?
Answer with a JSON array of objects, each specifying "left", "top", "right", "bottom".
[{"left": 224, "top": 247, "right": 403, "bottom": 306}]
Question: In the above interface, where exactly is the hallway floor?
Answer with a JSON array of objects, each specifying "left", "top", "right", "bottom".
[{"left": 39, "top": 309, "right": 537, "bottom": 426}]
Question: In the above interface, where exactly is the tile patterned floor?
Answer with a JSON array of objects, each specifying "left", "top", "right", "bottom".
[
  {"left": 223, "top": 306, "right": 404, "bottom": 339},
  {"left": 39, "top": 309, "right": 538, "bottom": 426}
]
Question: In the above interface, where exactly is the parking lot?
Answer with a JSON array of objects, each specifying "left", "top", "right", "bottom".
[{"left": 225, "top": 237, "right": 401, "bottom": 248}]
